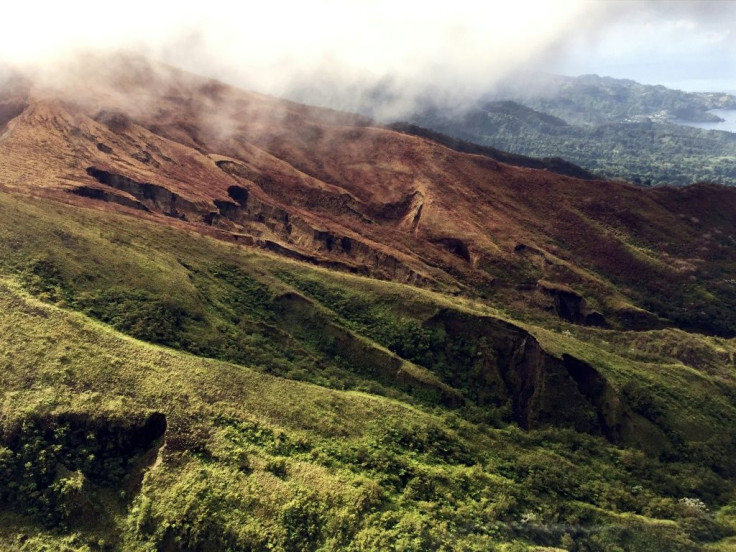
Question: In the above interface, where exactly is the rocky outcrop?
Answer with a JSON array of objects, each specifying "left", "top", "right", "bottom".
[
  {"left": 431, "top": 237, "right": 472, "bottom": 263},
  {"left": 86, "top": 167, "right": 203, "bottom": 220},
  {"left": 227, "top": 184, "right": 249, "bottom": 206},
  {"left": 216, "top": 160, "right": 369, "bottom": 221},
  {"left": 422, "top": 308, "right": 660, "bottom": 446},
  {"left": 82, "top": 167, "right": 430, "bottom": 285},
  {"left": 537, "top": 280, "right": 607, "bottom": 327},
  {"left": 69, "top": 185, "right": 150, "bottom": 212},
  {"left": 371, "top": 191, "right": 424, "bottom": 223},
  {"left": 210, "top": 190, "right": 290, "bottom": 232},
  {"left": 215, "top": 159, "right": 261, "bottom": 182}
]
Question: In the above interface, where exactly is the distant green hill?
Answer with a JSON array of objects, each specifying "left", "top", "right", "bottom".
[
  {"left": 411, "top": 103, "right": 736, "bottom": 186},
  {"left": 492, "top": 73, "right": 736, "bottom": 126},
  {"left": 404, "top": 74, "right": 736, "bottom": 187}
]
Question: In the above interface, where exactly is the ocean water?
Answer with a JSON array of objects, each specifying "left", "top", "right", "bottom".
[
  {"left": 659, "top": 79, "right": 736, "bottom": 134},
  {"left": 676, "top": 109, "right": 736, "bottom": 134}
]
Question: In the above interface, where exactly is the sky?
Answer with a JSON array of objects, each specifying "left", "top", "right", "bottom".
[
  {"left": 555, "top": 1, "right": 736, "bottom": 91},
  {"left": 2, "top": 0, "right": 735, "bottom": 94}
]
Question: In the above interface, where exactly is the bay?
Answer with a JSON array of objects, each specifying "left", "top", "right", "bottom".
[{"left": 675, "top": 109, "right": 736, "bottom": 134}]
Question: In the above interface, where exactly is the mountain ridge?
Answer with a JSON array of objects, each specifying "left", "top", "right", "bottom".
[{"left": 3, "top": 57, "right": 736, "bottom": 336}]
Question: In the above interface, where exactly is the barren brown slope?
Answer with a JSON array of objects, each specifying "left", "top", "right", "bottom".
[{"left": 1, "top": 56, "right": 735, "bottom": 335}]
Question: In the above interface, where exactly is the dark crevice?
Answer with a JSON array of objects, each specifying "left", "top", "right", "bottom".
[
  {"left": 563, "top": 354, "right": 620, "bottom": 442},
  {"left": 68, "top": 186, "right": 150, "bottom": 212},
  {"left": 86, "top": 167, "right": 198, "bottom": 220},
  {"left": 422, "top": 309, "right": 649, "bottom": 445},
  {"left": 372, "top": 191, "right": 425, "bottom": 222},
  {"left": 411, "top": 203, "right": 423, "bottom": 231},
  {"left": 538, "top": 281, "right": 608, "bottom": 327},
  {"left": 227, "top": 185, "right": 249, "bottom": 207},
  {"left": 432, "top": 237, "right": 471, "bottom": 263},
  {"left": 0, "top": 411, "right": 167, "bottom": 528}
]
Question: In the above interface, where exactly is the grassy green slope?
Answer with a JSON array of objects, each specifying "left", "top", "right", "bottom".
[{"left": 1, "top": 191, "right": 736, "bottom": 550}]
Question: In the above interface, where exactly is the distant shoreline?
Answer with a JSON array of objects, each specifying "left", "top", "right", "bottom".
[{"left": 675, "top": 109, "right": 736, "bottom": 134}]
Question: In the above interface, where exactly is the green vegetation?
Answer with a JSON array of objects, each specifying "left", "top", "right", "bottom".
[{"left": 1, "top": 191, "right": 736, "bottom": 550}]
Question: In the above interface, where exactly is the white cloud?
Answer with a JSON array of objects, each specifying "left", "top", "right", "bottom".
[
  {"left": 2, "top": 0, "right": 592, "bottom": 92},
  {"left": 2, "top": 0, "right": 734, "bottom": 97}
]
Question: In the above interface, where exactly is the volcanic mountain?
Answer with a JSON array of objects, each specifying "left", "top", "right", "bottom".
[
  {"left": 1, "top": 55, "right": 736, "bottom": 550},
  {"left": 2, "top": 56, "right": 735, "bottom": 336}
]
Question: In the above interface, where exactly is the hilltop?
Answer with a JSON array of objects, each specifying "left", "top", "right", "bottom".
[{"left": 491, "top": 73, "right": 736, "bottom": 126}]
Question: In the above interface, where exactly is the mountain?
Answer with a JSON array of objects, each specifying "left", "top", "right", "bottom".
[
  {"left": 1, "top": 56, "right": 736, "bottom": 551},
  {"left": 491, "top": 73, "right": 736, "bottom": 126},
  {"left": 289, "top": 73, "right": 736, "bottom": 187},
  {"left": 410, "top": 99, "right": 736, "bottom": 187}
]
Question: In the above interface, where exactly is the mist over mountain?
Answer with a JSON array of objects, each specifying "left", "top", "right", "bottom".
[{"left": 1, "top": 1, "right": 734, "bottom": 105}]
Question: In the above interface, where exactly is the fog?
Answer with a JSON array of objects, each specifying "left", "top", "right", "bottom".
[{"left": 2, "top": 1, "right": 735, "bottom": 110}]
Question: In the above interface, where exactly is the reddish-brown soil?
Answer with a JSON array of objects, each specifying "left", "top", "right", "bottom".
[{"left": 2, "top": 56, "right": 735, "bottom": 333}]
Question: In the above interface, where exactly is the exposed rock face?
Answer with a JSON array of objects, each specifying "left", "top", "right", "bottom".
[
  {"left": 422, "top": 309, "right": 660, "bottom": 446},
  {"left": 69, "top": 184, "right": 149, "bottom": 211},
  {"left": 537, "top": 280, "right": 607, "bottom": 327},
  {"left": 432, "top": 237, "right": 472, "bottom": 263},
  {"left": 86, "top": 167, "right": 202, "bottom": 220},
  {"left": 81, "top": 165, "right": 433, "bottom": 285}
]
